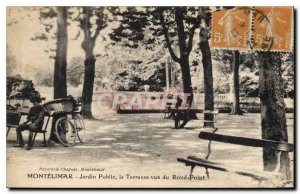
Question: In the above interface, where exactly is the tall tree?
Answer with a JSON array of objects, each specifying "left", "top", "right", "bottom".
[
  {"left": 114, "top": 6, "right": 251, "bottom": 127},
  {"left": 53, "top": 7, "right": 68, "bottom": 99},
  {"left": 76, "top": 7, "right": 108, "bottom": 118},
  {"left": 111, "top": 7, "right": 200, "bottom": 94},
  {"left": 199, "top": 7, "right": 215, "bottom": 127},
  {"left": 30, "top": 7, "right": 68, "bottom": 98},
  {"left": 28, "top": 7, "right": 68, "bottom": 143},
  {"left": 230, "top": 50, "right": 242, "bottom": 115},
  {"left": 158, "top": 7, "right": 199, "bottom": 95},
  {"left": 158, "top": 7, "right": 202, "bottom": 122},
  {"left": 111, "top": 7, "right": 200, "bottom": 122},
  {"left": 258, "top": 51, "right": 291, "bottom": 180}
]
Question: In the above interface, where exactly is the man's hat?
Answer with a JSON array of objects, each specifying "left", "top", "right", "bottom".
[{"left": 30, "top": 94, "right": 42, "bottom": 103}]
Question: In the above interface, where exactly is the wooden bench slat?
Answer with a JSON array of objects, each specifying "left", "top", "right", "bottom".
[
  {"left": 187, "top": 156, "right": 222, "bottom": 165},
  {"left": 167, "top": 109, "right": 219, "bottom": 114},
  {"left": 177, "top": 157, "right": 279, "bottom": 181},
  {"left": 199, "top": 131, "right": 294, "bottom": 152}
]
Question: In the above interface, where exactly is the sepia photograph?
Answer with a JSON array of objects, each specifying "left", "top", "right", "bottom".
[{"left": 5, "top": 3, "right": 295, "bottom": 189}]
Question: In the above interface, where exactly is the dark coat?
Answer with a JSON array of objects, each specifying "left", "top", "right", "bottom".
[{"left": 26, "top": 105, "right": 45, "bottom": 128}]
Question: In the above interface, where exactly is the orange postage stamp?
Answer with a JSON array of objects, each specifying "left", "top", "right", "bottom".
[
  {"left": 210, "top": 7, "right": 251, "bottom": 50},
  {"left": 253, "top": 6, "right": 293, "bottom": 52}
]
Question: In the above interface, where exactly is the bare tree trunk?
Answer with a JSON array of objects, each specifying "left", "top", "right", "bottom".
[
  {"left": 158, "top": 7, "right": 199, "bottom": 122},
  {"left": 53, "top": 7, "right": 68, "bottom": 99},
  {"left": 79, "top": 7, "right": 102, "bottom": 119},
  {"left": 230, "top": 50, "right": 242, "bottom": 115},
  {"left": 258, "top": 52, "right": 291, "bottom": 180},
  {"left": 81, "top": 48, "right": 96, "bottom": 119},
  {"left": 50, "top": 7, "right": 68, "bottom": 143},
  {"left": 159, "top": 7, "right": 196, "bottom": 94},
  {"left": 180, "top": 55, "right": 197, "bottom": 119},
  {"left": 200, "top": 38, "right": 214, "bottom": 128},
  {"left": 180, "top": 56, "right": 192, "bottom": 94}
]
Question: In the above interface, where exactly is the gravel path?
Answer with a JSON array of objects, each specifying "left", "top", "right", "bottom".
[{"left": 6, "top": 113, "right": 294, "bottom": 188}]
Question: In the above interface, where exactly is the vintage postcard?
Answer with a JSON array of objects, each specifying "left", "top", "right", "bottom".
[{"left": 6, "top": 6, "right": 294, "bottom": 188}]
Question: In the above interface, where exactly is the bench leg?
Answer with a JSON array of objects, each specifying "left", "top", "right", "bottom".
[
  {"left": 190, "top": 165, "right": 195, "bottom": 176},
  {"left": 6, "top": 127, "right": 11, "bottom": 137},
  {"left": 205, "top": 167, "right": 210, "bottom": 179},
  {"left": 179, "top": 119, "right": 189, "bottom": 128},
  {"left": 175, "top": 119, "right": 180, "bottom": 129},
  {"left": 43, "top": 133, "right": 47, "bottom": 147},
  {"left": 31, "top": 133, "right": 38, "bottom": 147}
]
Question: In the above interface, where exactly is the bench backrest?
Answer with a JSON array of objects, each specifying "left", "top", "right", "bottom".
[
  {"left": 199, "top": 131, "right": 294, "bottom": 152},
  {"left": 43, "top": 98, "right": 76, "bottom": 113}
]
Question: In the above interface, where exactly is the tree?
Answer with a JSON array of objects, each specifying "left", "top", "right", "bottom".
[
  {"left": 53, "top": 7, "right": 68, "bottom": 99},
  {"left": 198, "top": 6, "right": 254, "bottom": 125},
  {"left": 30, "top": 7, "right": 69, "bottom": 143},
  {"left": 158, "top": 7, "right": 199, "bottom": 95},
  {"left": 111, "top": 7, "right": 200, "bottom": 95},
  {"left": 111, "top": 7, "right": 215, "bottom": 125},
  {"left": 198, "top": 7, "right": 215, "bottom": 127},
  {"left": 75, "top": 7, "right": 108, "bottom": 118},
  {"left": 258, "top": 51, "right": 291, "bottom": 180},
  {"left": 158, "top": 7, "right": 202, "bottom": 123},
  {"left": 29, "top": 7, "right": 68, "bottom": 98},
  {"left": 230, "top": 50, "right": 243, "bottom": 115}
]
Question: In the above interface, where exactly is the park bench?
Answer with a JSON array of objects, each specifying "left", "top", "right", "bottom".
[
  {"left": 170, "top": 109, "right": 219, "bottom": 129},
  {"left": 163, "top": 98, "right": 177, "bottom": 118},
  {"left": 177, "top": 130, "right": 294, "bottom": 184},
  {"left": 7, "top": 108, "right": 52, "bottom": 147},
  {"left": 163, "top": 94, "right": 219, "bottom": 128}
]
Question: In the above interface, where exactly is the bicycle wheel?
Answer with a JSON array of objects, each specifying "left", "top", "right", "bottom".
[
  {"left": 74, "top": 115, "right": 86, "bottom": 143},
  {"left": 55, "top": 117, "right": 77, "bottom": 147}
]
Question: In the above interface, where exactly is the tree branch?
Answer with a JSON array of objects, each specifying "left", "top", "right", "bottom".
[
  {"left": 92, "top": 9, "right": 105, "bottom": 42},
  {"left": 158, "top": 9, "right": 180, "bottom": 63},
  {"left": 92, "top": 24, "right": 101, "bottom": 43},
  {"left": 80, "top": 7, "right": 91, "bottom": 50},
  {"left": 187, "top": 20, "right": 200, "bottom": 54},
  {"left": 80, "top": 8, "right": 90, "bottom": 37},
  {"left": 174, "top": 7, "right": 187, "bottom": 57}
]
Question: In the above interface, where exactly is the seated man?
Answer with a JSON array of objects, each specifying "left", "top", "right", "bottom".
[
  {"left": 167, "top": 95, "right": 183, "bottom": 119},
  {"left": 14, "top": 94, "right": 45, "bottom": 150}
]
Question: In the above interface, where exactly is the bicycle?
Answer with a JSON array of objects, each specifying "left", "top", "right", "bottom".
[{"left": 44, "top": 98, "right": 86, "bottom": 147}]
